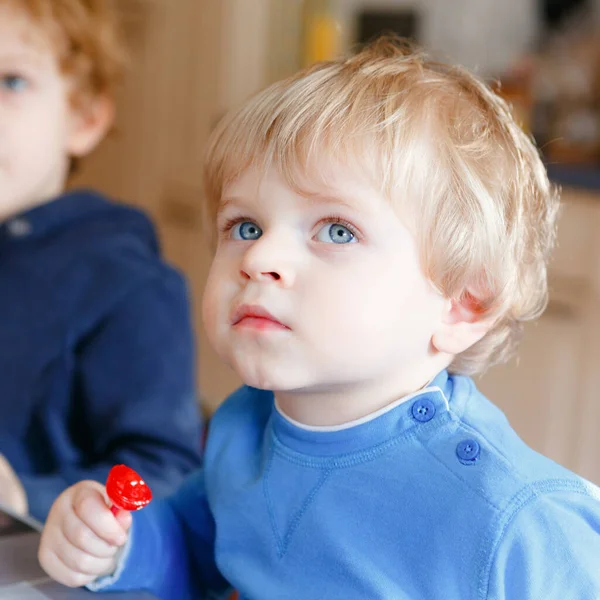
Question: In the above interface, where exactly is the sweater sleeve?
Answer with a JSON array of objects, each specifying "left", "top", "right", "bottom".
[
  {"left": 88, "top": 469, "right": 231, "bottom": 599},
  {"left": 20, "top": 270, "right": 203, "bottom": 521},
  {"left": 486, "top": 486, "right": 600, "bottom": 600}
]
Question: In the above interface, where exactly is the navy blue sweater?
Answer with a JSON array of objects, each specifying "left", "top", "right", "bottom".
[{"left": 0, "top": 190, "right": 203, "bottom": 521}]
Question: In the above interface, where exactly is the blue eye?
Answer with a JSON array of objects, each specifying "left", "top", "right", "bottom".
[
  {"left": 316, "top": 223, "right": 356, "bottom": 244},
  {"left": 1, "top": 75, "right": 28, "bottom": 92},
  {"left": 232, "top": 221, "right": 262, "bottom": 241}
]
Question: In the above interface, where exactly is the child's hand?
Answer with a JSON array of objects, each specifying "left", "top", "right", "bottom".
[
  {"left": 38, "top": 481, "right": 132, "bottom": 588},
  {"left": 0, "top": 454, "right": 28, "bottom": 515}
]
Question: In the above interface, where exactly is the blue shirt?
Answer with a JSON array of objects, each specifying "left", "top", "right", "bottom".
[
  {"left": 0, "top": 190, "right": 203, "bottom": 521},
  {"left": 95, "top": 371, "right": 600, "bottom": 599}
]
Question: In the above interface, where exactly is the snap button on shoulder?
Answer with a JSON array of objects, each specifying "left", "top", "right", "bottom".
[
  {"left": 411, "top": 398, "right": 436, "bottom": 423},
  {"left": 456, "top": 439, "right": 480, "bottom": 464}
]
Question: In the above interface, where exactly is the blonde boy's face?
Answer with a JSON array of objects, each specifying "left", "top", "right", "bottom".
[
  {"left": 0, "top": 5, "right": 80, "bottom": 221},
  {"left": 203, "top": 163, "right": 448, "bottom": 398}
]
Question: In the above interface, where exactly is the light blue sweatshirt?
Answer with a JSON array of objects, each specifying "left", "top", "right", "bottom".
[{"left": 93, "top": 370, "right": 600, "bottom": 599}]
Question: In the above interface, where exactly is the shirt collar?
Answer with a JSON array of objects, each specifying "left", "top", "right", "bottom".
[
  {"left": 0, "top": 189, "right": 108, "bottom": 244},
  {"left": 271, "top": 370, "right": 455, "bottom": 458}
]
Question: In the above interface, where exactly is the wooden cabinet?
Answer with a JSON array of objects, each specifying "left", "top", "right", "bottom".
[
  {"left": 71, "top": 0, "right": 249, "bottom": 415},
  {"left": 478, "top": 187, "right": 600, "bottom": 485}
]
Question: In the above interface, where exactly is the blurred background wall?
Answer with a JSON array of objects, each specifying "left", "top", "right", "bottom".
[{"left": 71, "top": 0, "right": 600, "bottom": 485}]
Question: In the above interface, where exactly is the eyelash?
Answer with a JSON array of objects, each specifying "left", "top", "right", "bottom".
[
  {"left": 219, "top": 216, "right": 250, "bottom": 235},
  {"left": 219, "top": 214, "right": 361, "bottom": 240},
  {"left": 0, "top": 72, "right": 27, "bottom": 83},
  {"left": 317, "top": 214, "right": 361, "bottom": 240}
]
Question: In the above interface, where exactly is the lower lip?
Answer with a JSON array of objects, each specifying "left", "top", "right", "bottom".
[{"left": 234, "top": 317, "right": 289, "bottom": 331}]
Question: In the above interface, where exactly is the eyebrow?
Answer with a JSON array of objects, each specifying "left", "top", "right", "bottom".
[
  {"left": 302, "top": 193, "right": 358, "bottom": 211},
  {"left": 217, "top": 193, "right": 359, "bottom": 215},
  {"left": 0, "top": 52, "right": 46, "bottom": 69},
  {"left": 217, "top": 197, "right": 245, "bottom": 215}
]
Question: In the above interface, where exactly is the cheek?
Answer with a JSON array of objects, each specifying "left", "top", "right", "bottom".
[
  {"left": 20, "top": 106, "right": 67, "bottom": 163},
  {"left": 301, "top": 261, "right": 396, "bottom": 336},
  {"left": 201, "top": 284, "right": 215, "bottom": 340},
  {"left": 202, "top": 266, "right": 223, "bottom": 333},
  {"left": 202, "top": 256, "right": 237, "bottom": 333},
  {"left": 304, "top": 255, "right": 439, "bottom": 347}
]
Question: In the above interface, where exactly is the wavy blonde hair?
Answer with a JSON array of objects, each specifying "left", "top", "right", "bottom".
[{"left": 204, "top": 37, "right": 559, "bottom": 375}]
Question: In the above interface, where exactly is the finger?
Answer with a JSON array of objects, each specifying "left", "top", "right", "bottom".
[
  {"left": 114, "top": 508, "right": 132, "bottom": 532},
  {"left": 0, "top": 455, "right": 13, "bottom": 478},
  {"left": 72, "top": 483, "right": 128, "bottom": 547},
  {"left": 62, "top": 509, "right": 118, "bottom": 559},
  {"left": 55, "top": 527, "right": 117, "bottom": 577},
  {"left": 38, "top": 547, "right": 97, "bottom": 589}
]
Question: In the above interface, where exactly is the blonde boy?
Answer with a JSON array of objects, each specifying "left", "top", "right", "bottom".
[
  {"left": 39, "top": 38, "right": 600, "bottom": 599},
  {"left": 0, "top": 0, "right": 202, "bottom": 521}
]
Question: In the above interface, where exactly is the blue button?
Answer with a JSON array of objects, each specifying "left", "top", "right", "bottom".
[
  {"left": 411, "top": 398, "right": 436, "bottom": 423},
  {"left": 7, "top": 218, "right": 31, "bottom": 238},
  {"left": 456, "top": 439, "right": 480, "bottom": 464}
]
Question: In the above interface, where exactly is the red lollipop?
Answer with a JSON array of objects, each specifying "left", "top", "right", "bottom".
[{"left": 106, "top": 465, "right": 153, "bottom": 515}]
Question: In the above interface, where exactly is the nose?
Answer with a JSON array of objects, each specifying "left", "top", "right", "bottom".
[{"left": 239, "top": 233, "right": 295, "bottom": 287}]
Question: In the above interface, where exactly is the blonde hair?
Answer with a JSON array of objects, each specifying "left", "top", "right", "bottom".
[
  {"left": 7, "top": 0, "right": 128, "bottom": 104},
  {"left": 204, "top": 37, "right": 559, "bottom": 375}
]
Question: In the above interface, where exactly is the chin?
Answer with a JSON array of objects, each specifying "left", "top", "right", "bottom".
[
  {"left": 237, "top": 370, "right": 285, "bottom": 392},
  {"left": 233, "top": 360, "right": 306, "bottom": 392}
]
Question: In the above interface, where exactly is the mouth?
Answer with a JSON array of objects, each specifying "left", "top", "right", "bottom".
[{"left": 231, "top": 304, "right": 290, "bottom": 331}]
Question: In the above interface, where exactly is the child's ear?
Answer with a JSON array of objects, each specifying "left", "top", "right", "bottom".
[
  {"left": 432, "top": 290, "right": 496, "bottom": 356},
  {"left": 67, "top": 94, "right": 115, "bottom": 158}
]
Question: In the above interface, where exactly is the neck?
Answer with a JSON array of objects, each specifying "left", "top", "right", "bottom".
[
  {"left": 0, "top": 193, "right": 60, "bottom": 224},
  {"left": 0, "top": 168, "right": 68, "bottom": 224},
  {"left": 275, "top": 358, "right": 449, "bottom": 427}
]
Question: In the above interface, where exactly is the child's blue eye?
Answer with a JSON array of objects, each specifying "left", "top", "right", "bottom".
[
  {"left": 232, "top": 221, "right": 262, "bottom": 241},
  {"left": 315, "top": 223, "right": 356, "bottom": 244},
  {"left": 1, "top": 75, "right": 28, "bottom": 92}
]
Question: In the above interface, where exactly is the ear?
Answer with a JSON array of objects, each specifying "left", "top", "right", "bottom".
[
  {"left": 432, "top": 290, "right": 496, "bottom": 356},
  {"left": 67, "top": 94, "right": 115, "bottom": 158}
]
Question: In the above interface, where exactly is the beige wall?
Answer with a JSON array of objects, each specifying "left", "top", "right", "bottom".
[{"left": 72, "top": 0, "right": 240, "bottom": 414}]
